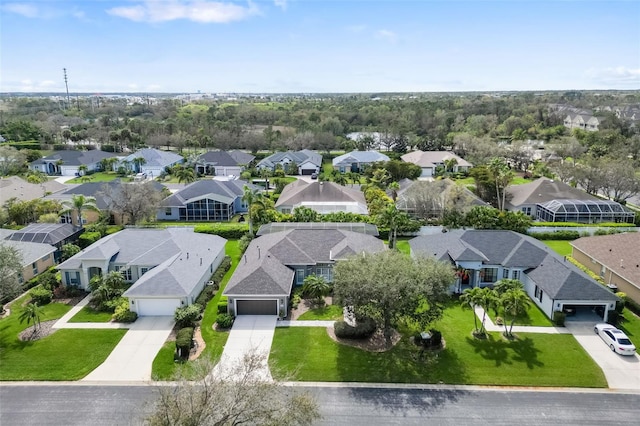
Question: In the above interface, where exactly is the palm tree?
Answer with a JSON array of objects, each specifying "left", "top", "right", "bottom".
[
  {"left": 61, "top": 194, "right": 99, "bottom": 227},
  {"left": 444, "top": 158, "right": 458, "bottom": 174},
  {"left": 376, "top": 203, "right": 409, "bottom": 250},
  {"left": 488, "top": 158, "right": 514, "bottom": 211},
  {"left": 19, "top": 302, "right": 43, "bottom": 333},
  {"left": 54, "top": 159, "right": 64, "bottom": 175},
  {"left": 175, "top": 166, "right": 196, "bottom": 184},
  {"left": 242, "top": 185, "right": 263, "bottom": 236},
  {"left": 132, "top": 157, "right": 147, "bottom": 173},
  {"left": 78, "top": 164, "right": 88, "bottom": 176},
  {"left": 388, "top": 181, "right": 400, "bottom": 202},
  {"left": 501, "top": 288, "right": 531, "bottom": 338},
  {"left": 460, "top": 287, "right": 482, "bottom": 333},
  {"left": 260, "top": 168, "right": 272, "bottom": 194},
  {"left": 333, "top": 173, "right": 348, "bottom": 186},
  {"left": 302, "top": 274, "right": 331, "bottom": 305}
]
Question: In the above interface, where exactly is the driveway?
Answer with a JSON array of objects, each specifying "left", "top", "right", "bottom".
[
  {"left": 213, "top": 315, "right": 277, "bottom": 381},
  {"left": 565, "top": 321, "right": 640, "bottom": 390},
  {"left": 82, "top": 316, "right": 175, "bottom": 382}
]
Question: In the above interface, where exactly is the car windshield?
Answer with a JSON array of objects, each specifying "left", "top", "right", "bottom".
[{"left": 617, "top": 338, "right": 633, "bottom": 345}]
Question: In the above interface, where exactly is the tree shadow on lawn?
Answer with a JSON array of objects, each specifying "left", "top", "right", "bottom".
[{"left": 465, "top": 334, "right": 543, "bottom": 369}]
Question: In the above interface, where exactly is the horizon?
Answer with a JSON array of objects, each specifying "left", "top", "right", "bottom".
[{"left": 1, "top": 1, "right": 639, "bottom": 93}]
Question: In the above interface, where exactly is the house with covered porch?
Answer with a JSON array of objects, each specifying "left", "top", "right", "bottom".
[{"left": 409, "top": 230, "right": 619, "bottom": 322}]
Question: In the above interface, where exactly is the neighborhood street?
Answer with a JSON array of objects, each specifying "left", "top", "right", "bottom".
[{"left": 1, "top": 384, "right": 639, "bottom": 425}]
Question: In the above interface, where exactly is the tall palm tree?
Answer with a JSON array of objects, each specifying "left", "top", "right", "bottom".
[
  {"left": 132, "top": 157, "right": 147, "bottom": 173},
  {"left": 61, "top": 194, "right": 99, "bottom": 227},
  {"left": 376, "top": 203, "right": 409, "bottom": 250},
  {"left": 460, "top": 287, "right": 482, "bottom": 333},
  {"left": 444, "top": 158, "right": 458, "bottom": 174},
  {"left": 19, "top": 302, "right": 43, "bottom": 333},
  {"left": 333, "top": 173, "right": 348, "bottom": 186},
  {"left": 78, "top": 164, "right": 88, "bottom": 176},
  {"left": 260, "top": 168, "right": 272, "bottom": 194},
  {"left": 242, "top": 185, "right": 263, "bottom": 236},
  {"left": 488, "top": 158, "right": 513, "bottom": 211},
  {"left": 501, "top": 288, "right": 531, "bottom": 337},
  {"left": 175, "top": 166, "right": 196, "bottom": 184}
]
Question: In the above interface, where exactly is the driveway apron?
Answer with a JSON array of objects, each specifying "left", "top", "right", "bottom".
[
  {"left": 82, "top": 316, "right": 175, "bottom": 382},
  {"left": 565, "top": 321, "right": 640, "bottom": 390},
  {"left": 214, "top": 315, "right": 277, "bottom": 381}
]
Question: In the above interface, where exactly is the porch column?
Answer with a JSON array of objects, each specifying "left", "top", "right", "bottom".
[{"left": 474, "top": 270, "right": 480, "bottom": 288}]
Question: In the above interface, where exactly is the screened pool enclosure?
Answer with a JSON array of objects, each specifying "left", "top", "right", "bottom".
[{"left": 536, "top": 199, "right": 635, "bottom": 223}]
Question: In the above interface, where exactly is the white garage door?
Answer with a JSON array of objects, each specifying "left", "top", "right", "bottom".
[{"left": 136, "top": 298, "right": 181, "bottom": 316}]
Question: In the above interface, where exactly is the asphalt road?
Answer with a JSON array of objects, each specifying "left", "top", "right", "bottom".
[{"left": 2, "top": 384, "right": 640, "bottom": 425}]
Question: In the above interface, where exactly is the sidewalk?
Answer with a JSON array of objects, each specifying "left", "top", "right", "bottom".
[
  {"left": 52, "top": 294, "right": 129, "bottom": 330},
  {"left": 473, "top": 306, "right": 571, "bottom": 334},
  {"left": 277, "top": 320, "right": 335, "bottom": 327}
]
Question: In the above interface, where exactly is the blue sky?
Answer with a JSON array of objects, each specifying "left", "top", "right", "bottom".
[{"left": 1, "top": 0, "right": 639, "bottom": 93}]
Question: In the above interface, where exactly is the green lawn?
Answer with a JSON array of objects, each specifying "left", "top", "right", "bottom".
[
  {"left": 151, "top": 240, "right": 240, "bottom": 380},
  {"left": 269, "top": 304, "right": 605, "bottom": 387},
  {"left": 394, "top": 239, "right": 411, "bottom": 255},
  {"left": 0, "top": 296, "right": 126, "bottom": 380},
  {"left": 543, "top": 240, "right": 573, "bottom": 257},
  {"left": 619, "top": 309, "right": 640, "bottom": 348},
  {"left": 66, "top": 172, "right": 121, "bottom": 183},
  {"left": 298, "top": 305, "right": 343, "bottom": 321},
  {"left": 486, "top": 299, "right": 554, "bottom": 327},
  {"left": 68, "top": 306, "right": 113, "bottom": 323}
]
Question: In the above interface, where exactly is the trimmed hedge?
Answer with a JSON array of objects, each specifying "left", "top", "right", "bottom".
[
  {"left": 552, "top": 310, "right": 566, "bottom": 326},
  {"left": 29, "top": 287, "right": 53, "bottom": 305},
  {"left": 217, "top": 300, "right": 228, "bottom": 314},
  {"left": 174, "top": 304, "right": 202, "bottom": 328},
  {"left": 532, "top": 222, "right": 636, "bottom": 228},
  {"left": 194, "top": 223, "right": 249, "bottom": 239},
  {"left": 175, "top": 327, "right": 194, "bottom": 358},
  {"left": 3, "top": 141, "right": 42, "bottom": 150},
  {"left": 334, "top": 316, "right": 376, "bottom": 339},
  {"left": 216, "top": 313, "right": 234, "bottom": 329},
  {"left": 530, "top": 230, "right": 581, "bottom": 240},
  {"left": 78, "top": 231, "right": 101, "bottom": 248}
]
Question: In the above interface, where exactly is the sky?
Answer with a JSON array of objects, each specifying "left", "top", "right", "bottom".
[{"left": 1, "top": 0, "right": 639, "bottom": 93}]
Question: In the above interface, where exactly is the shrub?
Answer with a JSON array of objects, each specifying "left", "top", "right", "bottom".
[
  {"left": 334, "top": 316, "right": 376, "bottom": 339},
  {"left": 175, "top": 327, "right": 194, "bottom": 358},
  {"left": 113, "top": 305, "right": 137, "bottom": 323},
  {"left": 174, "top": 304, "right": 202, "bottom": 328},
  {"left": 29, "top": 287, "right": 53, "bottom": 305},
  {"left": 428, "top": 329, "right": 443, "bottom": 348},
  {"left": 624, "top": 296, "right": 640, "bottom": 316},
  {"left": 78, "top": 231, "right": 102, "bottom": 248},
  {"left": 614, "top": 292, "right": 626, "bottom": 314},
  {"left": 238, "top": 233, "right": 254, "bottom": 254},
  {"left": 195, "top": 286, "right": 216, "bottom": 308},
  {"left": 495, "top": 316, "right": 504, "bottom": 326},
  {"left": 607, "top": 310, "right": 620, "bottom": 326},
  {"left": 193, "top": 223, "right": 249, "bottom": 239},
  {"left": 529, "top": 230, "right": 580, "bottom": 240},
  {"left": 211, "top": 256, "right": 232, "bottom": 285},
  {"left": 217, "top": 300, "right": 228, "bottom": 314},
  {"left": 216, "top": 313, "right": 234, "bottom": 329},
  {"left": 552, "top": 310, "right": 566, "bottom": 326}
]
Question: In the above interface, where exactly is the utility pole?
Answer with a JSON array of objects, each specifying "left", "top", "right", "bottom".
[{"left": 63, "top": 68, "right": 71, "bottom": 109}]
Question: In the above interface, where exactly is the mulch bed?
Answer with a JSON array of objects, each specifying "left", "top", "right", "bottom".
[
  {"left": 326, "top": 326, "right": 401, "bottom": 352},
  {"left": 18, "top": 320, "right": 58, "bottom": 341}
]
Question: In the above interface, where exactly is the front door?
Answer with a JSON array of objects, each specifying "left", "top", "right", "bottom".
[{"left": 296, "top": 268, "right": 305, "bottom": 286}]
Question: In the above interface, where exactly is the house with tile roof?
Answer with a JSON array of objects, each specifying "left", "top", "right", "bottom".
[
  {"left": 121, "top": 148, "right": 184, "bottom": 178},
  {"left": 57, "top": 228, "right": 227, "bottom": 316},
  {"left": 29, "top": 150, "right": 119, "bottom": 176},
  {"left": 571, "top": 232, "right": 640, "bottom": 304},
  {"left": 401, "top": 151, "right": 472, "bottom": 178},
  {"left": 505, "top": 177, "right": 634, "bottom": 223},
  {"left": 0, "top": 229, "right": 57, "bottom": 284},
  {"left": 332, "top": 150, "right": 390, "bottom": 173},
  {"left": 158, "top": 179, "right": 261, "bottom": 221},
  {"left": 275, "top": 180, "right": 368, "bottom": 215},
  {"left": 223, "top": 224, "right": 386, "bottom": 316},
  {"left": 257, "top": 149, "right": 322, "bottom": 175},
  {"left": 195, "top": 150, "right": 255, "bottom": 177},
  {"left": 410, "top": 230, "right": 619, "bottom": 322}
]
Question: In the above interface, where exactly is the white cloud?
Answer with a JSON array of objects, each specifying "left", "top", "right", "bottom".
[
  {"left": 2, "top": 3, "right": 40, "bottom": 18},
  {"left": 128, "top": 83, "right": 140, "bottom": 90},
  {"left": 375, "top": 29, "right": 398, "bottom": 43},
  {"left": 346, "top": 24, "right": 366, "bottom": 33},
  {"left": 273, "top": 0, "right": 287, "bottom": 10},
  {"left": 586, "top": 66, "right": 640, "bottom": 86},
  {"left": 39, "top": 80, "right": 56, "bottom": 87},
  {"left": 107, "top": 1, "right": 260, "bottom": 24}
]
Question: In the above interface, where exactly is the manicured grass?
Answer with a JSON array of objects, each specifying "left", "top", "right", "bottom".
[
  {"left": 618, "top": 310, "right": 640, "bottom": 348},
  {"left": 269, "top": 304, "right": 605, "bottom": 387},
  {"left": 394, "top": 239, "right": 411, "bottom": 255},
  {"left": 66, "top": 172, "right": 121, "bottom": 183},
  {"left": 298, "top": 305, "right": 343, "bottom": 321},
  {"left": 151, "top": 240, "right": 240, "bottom": 380},
  {"left": 68, "top": 306, "right": 113, "bottom": 323},
  {"left": 281, "top": 176, "right": 298, "bottom": 184},
  {"left": 486, "top": 300, "right": 554, "bottom": 327},
  {"left": 543, "top": 240, "right": 573, "bottom": 257},
  {"left": 0, "top": 296, "right": 126, "bottom": 380}
]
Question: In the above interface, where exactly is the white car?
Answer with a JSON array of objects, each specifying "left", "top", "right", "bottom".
[{"left": 594, "top": 323, "right": 636, "bottom": 356}]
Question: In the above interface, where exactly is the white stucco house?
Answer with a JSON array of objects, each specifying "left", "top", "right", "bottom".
[
  {"left": 121, "top": 148, "right": 184, "bottom": 178},
  {"left": 57, "top": 228, "right": 227, "bottom": 316},
  {"left": 401, "top": 151, "right": 472, "bottom": 178},
  {"left": 29, "top": 150, "right": 119, "bottom": 176}
]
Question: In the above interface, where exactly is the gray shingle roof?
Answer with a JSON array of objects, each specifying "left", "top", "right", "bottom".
[
  {"left": 0, "top": 176, "right": 67, "bottom": 205},
  {"left": 161, "top": 180, "right": 260, "bottom": 207},
  {"left": 123, "top": 148, "right": 183, "bottom": 168},
  {"left": 0, "top": 237, "right": 56, "bottom": 267},
  {"left": 275, "top": 180, "right": 366, "bottom": 209},
  {"left": 409, "top": 230, "right": 618, "bottom": 302},
  {"left": 51, "top": 180, "right": 166, "bottom": 210},
  {"left": 257, "top": 150, "right": 322, "bottom": 169},
  {"left": 505, "top": 177, "right": 598, "bottom": 208},
  {"left": 228, "top": 150, "right": 255, "bottom": 165},
  {"left": 401, "top": 151, "right": 472, "bottom": 168},
  {"left": 32, "top": 150, "right": 118, "bottom": 166},
  {"left": 224, "top": 228, "right": 386, "bottom": 297},
  {"left": 198, "top": 151, "right": 243, "bottom": 166},
  {"left": 332, "top": 150, "right": 390, "bottom": 166}
]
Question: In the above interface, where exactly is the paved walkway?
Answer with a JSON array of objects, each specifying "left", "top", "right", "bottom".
[
  {"left": 82, "top": 316, "right": 175, "bottom": 382},
  {"left": 213, "top": 315, "right": 278, "bottom": 381},
  {"left": 473, "top": 306, "right": 571, "bottom": 334},
  {"left": 277, "top": 320, "right": 335, "bottom": 327},
  {"left": 54, "top": 175, "right": 76, "bottom": 183},
  {"left": 53, "top": 294, "right": 129, "bottom": 329}
]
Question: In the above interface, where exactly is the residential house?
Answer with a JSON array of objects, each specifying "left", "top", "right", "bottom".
[
  {"left": 332, "top": 151, "right": 390, "bottom": 173},
  {"left": 571, "top": 233, "right": 640, "bottom": 304},
  {"left": 505, "top": 177, "right": 635, "bottom": 223},
  {"left": 275, "top": 180, "right": 368, "bottom": 215},
  {"left": 401, "top": 151, "right": 472, "bottom": 178},
  {"left": 58, "top": 228, "right": 227, "bottom": 316},
  {"left": 0, "top": 229, "right": 57, "bottom": 284},
  {"left": 257, "top": 150, "right": 322, "bottom": 175},
  {"left": 195, "top": 150, "right": 255, "bottom": 177},
  {"left": 223, "top": 223, "right": 386, "bottom": 316},
  {"left": 2, "top": 222, "right": 80, "bottom": 264},
  {"left": 158, "top": 179, "right": 260, "bottom": 221},
  {"left": 121, "top": 148, "right": 184, "bottom": 178},
  {"left": 0, "top": 176, "right": 67, "bottom": 205},
  {"left": 409, "top": 230, "right": 619, "bottom": 322},
  {"left": 29, "top": 150, "right": 119, "bottom": 176},
  {"left": 564, "top": 113, "right": 600, "bottom": 131},
  {"left": 395, "top": 179, "right": 486, "bottom": 219}
]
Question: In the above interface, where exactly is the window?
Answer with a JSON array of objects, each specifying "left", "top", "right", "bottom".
[
  {"left": 32, "top": 262, "right": 38, "bottom": 275},
  {"left": 315, "top": 264, "right": 333, "bottom": 282},
  {"left": 140, "top": 267, "right": 149, "bottom": 276},
  {"left": 521, "top": 207, "right": 532, "bottom": 216},
  {"left": 41, "top": 254, "right": 50, "bottom": 262},
  {"left": 164, "top": 208, "right": 172, "bottom": 216},
  {"left": 18, "top": 272, "right": 24, "bottom": 284},
  {"left": 534, "top": 285, "right": 543, "bottom": 302},
  {"left": 65, "top": 271, "right": 80, "bottom": 286},
  {"left": 480, "top": 268, "right": 497, "bottom": 283},
  {"left": 115, "top": 265, "right": 132, "bottom": 281},
  {"left": 503, "top": 269, "right": 510, "bottom": 279},
  {"left": 512, "top": 270, "right": 521, "bottom": 280}
]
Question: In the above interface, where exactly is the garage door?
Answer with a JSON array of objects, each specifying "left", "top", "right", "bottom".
[
  {"left": 136, "top": 298, "right": 181, "bottom": 316},
  {"left": 236, "top": 299, "right": 278, "bottom": 315},
  {"left": 301, "top": 169, "right": 314, "bottom": 175}
]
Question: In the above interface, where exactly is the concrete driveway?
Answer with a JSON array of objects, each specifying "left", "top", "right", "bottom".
[
  {"left": 82, "top": 316, "right": 175, "bottom": 382},
  {"left": 566, "top": 322, "right": 640, "bottom": 390},
  {"left": 213, "top": 315, "right": 277, "bottom": 381}
]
